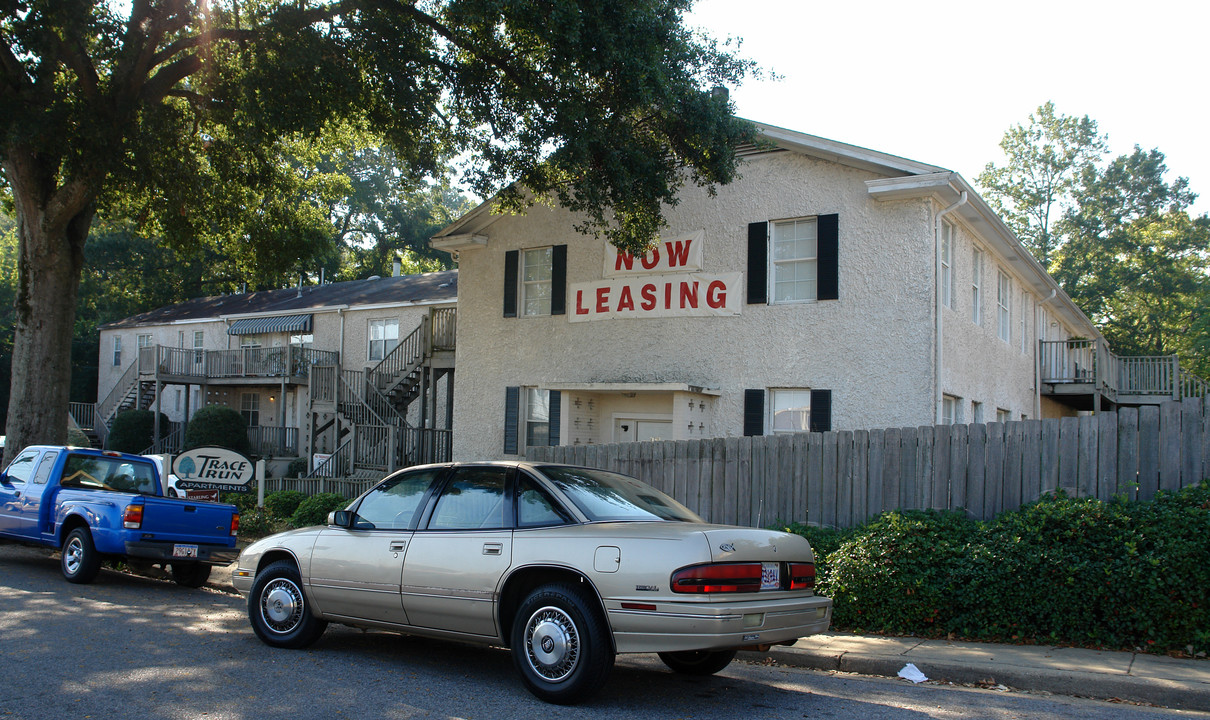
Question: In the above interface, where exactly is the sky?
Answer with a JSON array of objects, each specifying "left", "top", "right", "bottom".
[{"left": 686, "top": 0, "right": 1209, "bottom": 215}]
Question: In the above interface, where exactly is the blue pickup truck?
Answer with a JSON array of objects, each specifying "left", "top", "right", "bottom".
[{"left": 0, "top": 445, "right": 240, "bottom": 586}]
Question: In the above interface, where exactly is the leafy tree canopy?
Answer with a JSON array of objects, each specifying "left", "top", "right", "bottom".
[{"left": 1, "top": 0, "right": 757, "bottom": 451}]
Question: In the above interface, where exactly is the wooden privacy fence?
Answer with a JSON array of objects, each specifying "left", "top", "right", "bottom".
[{"left": 527, "top": 397, "right": 1210, "bottom": 529}]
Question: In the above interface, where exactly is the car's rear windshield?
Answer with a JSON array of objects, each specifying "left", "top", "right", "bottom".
[
  {"left": 61, "top": 454, "right": 159, "bottom": 495},
  {"left": 537, "top": 466, "right": 702, "bottom": 523}
]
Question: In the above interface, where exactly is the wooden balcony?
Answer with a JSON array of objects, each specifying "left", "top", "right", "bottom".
[
  {"left": 136, "top": 345, "right": 339, "bottom": 385},
  {"left": 1040, "top": 339, "right": 1208, "bottom": 410}
]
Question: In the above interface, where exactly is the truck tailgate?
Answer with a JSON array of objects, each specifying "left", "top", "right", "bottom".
[{"left": 141, "top": 497, "right": 237, "bottom": 545}]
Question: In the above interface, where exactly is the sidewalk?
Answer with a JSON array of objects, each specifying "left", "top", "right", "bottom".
[
  {"left": 738, "top": 633, "right": 1210, "bottom": 712},
  {"left": 208, "top": 569, "right": 1209, "bottom": 712}
]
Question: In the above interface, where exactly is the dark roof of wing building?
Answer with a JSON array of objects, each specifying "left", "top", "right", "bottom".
[{"left": 101, "top": 270, "right": 458, "bottom": 330}]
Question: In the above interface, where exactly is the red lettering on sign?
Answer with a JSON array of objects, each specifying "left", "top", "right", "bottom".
[
  {"left": 596, "top": 286, "right": 611, "bottom": 313},
  {"left": 665, "top": 238, "right": 692, "bottom": 267},
  {"left": 575, "top": 290, "right": 590, "bottom": 315},
  {"left": 641, "top": 249, "right": 661, "bottom": 270},
  {"left": 706, "top": 280, "right": 727, "bottom": 308},
  {"left": 640, "top": 284, "right": 657, "bottom": 310},
  {"left": 614, "top": 253, "right": 636, "bottom": 272},
  {"left": 679, "top": 281, "right": 699, "bottom": 309},
  {"left": 617, "top": 285, "right": 635, "bottom": 311},
  {"left": 664, "top": 282, "right": 673, "bottom": 308}
]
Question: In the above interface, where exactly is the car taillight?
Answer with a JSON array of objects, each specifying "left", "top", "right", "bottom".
[
  {"left": 123, "top": 503, "right": 144, "bottom": 529},
  {"left": 230, "top": 513, "right": 240, "bottom": 537},
  {"left": 671, "top": 562, "right": 764, "bottom": 593},
  {"left": 789, "top": 562, "right": 816, "bottom": 590}
]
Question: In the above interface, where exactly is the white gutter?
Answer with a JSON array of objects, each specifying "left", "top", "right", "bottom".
[
  {"left": 935, "top": 191, "right": 968, "bottom": 424},
  {"left": 1034, "top": 288, "right": 1059, "bottom": 418}
]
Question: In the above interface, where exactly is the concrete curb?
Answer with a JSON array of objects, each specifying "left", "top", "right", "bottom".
[{"left": 739, "top": 643, "right": 1210, "bottom": 712}]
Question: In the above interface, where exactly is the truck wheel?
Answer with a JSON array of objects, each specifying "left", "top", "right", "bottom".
[
  {"left": 170, "top": 562, "right": 212, "bottom": 588},
  {"left": 61, "top": 527, "right": 102, "bottom": 584},
  {"left": 657, "top": 649, "right": 737, "bottom": 675},
  {"left": 511, "top": 583, "right": 614, "bottom": 704},
  {"left": 248, "top": 560, "right": 327, "bottom": 649}
]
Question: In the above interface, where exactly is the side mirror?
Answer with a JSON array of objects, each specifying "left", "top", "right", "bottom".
[{"left": 328, "top": 510, "right": 353, "bottom": 528}]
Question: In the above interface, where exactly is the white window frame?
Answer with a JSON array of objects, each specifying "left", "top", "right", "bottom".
[
  {"left": 239, "top": 334, "right": 262, "bottom": 349},
  {"left": 193, "top": 330, "right": 205, "bottom": 364},
  {"left": 940, "top": 220, "right": 954, "bottom": 309},
  {"left": 997, "top": 270, "right": 1012, "bottom": 343},
  {"left": 971, "top": 401, "right": 984, "bottom": 424},
  {"left": 971, "top": 246, "right": 983, "bottom": 325},
  {"left": 770, "top": 218, "right": 819, "bottom": 304},
  {"left": 241, "top": 392, "right": 261, "bottom": 428},
  {"left": 996, "top": 408, "right": 1012, "bottom": 423},
  {"left": 942, "top": 395, "right": 962, "bottom": 425},
  {"left": 112, "top": 336, "right": 122, "bottom": 366},
  {"left": 1020, "top": 292, "right": 1028, "bottom": 354},
  {"left": 770, "top": 388, "right": 812, "bottom": 433},
  {"left": 367, "top": 318, "right": 399, "bottom": 362},
  {"left": 520, "top": 247, "right": 554, "bottom": 317},
  {"left": 136, "top": 333, "right": 152, "bottom": 349},
  {"left": 524, "top": 388, "right": 551, "bottom": 447}
]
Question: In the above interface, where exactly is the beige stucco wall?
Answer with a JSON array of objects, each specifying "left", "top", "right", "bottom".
[{"left": 451, "top": 150, "right": 972, "bottom": 461}]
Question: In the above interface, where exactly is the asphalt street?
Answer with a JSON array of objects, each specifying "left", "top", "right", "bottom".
[{"left": 0, "top": 544, "right": 1203, "bottom": 720}]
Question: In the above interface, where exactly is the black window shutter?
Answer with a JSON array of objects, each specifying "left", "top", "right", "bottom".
[
  {"left": 548, "top": 390, "right": 561, "bottom": 445},
  {"left": 503, "top": 250, "right": 519, "bottom": 318},
  {"left": 809, "top": 389, "right": 832, "bottom": 432},
  {"left": 747, "top": 222, "right": 768, "bottom": 304},
  {"left": 504, "top": 386, "right": 520, "bottom": 454},
  {"left": 817, "top": 214, "right": 839, "bottom": 301},
  {"left": 550, "top": 245, "right": 567, "bottom": 315},
  {"left": 743, "top": 389, "right": 765, "bottom": 436}
]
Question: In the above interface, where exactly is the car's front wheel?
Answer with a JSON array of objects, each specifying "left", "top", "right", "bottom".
[
  {"left": 657, "top": 649, "right": 737, "bottom": 675},
  {"left": 247, "top": 560, "right": 327, "bottom": 649},
  {"left": 511, "top": 583, "right": 613, "bottom": 704}
]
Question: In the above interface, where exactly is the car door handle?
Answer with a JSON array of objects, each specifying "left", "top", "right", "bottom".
[
  {"left": 389, "top": 540, "right": 406, "bottom": 552},
  {"left": 482, "top": 542, "right": 503, "bottom": 556}
]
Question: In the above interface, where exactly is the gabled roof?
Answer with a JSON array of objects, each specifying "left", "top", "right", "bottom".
[{"left": 101, "top": 271, "right": 458, "bottom": 330}]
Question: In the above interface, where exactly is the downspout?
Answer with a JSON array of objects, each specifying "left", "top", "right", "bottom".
[
  {"left": 935, "top": 190, "right": 968, "bottom": 424},
  {"left": 1036, "top": 289, "right": 1058, "bottom": 419}
]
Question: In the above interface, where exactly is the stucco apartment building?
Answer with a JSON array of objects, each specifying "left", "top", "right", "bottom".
[
  {"left": 431, "top": 121, "right": 1107, "bottom": 462},
  {"left": 92, "top": 270, "right": 457, "bottom": 474}
]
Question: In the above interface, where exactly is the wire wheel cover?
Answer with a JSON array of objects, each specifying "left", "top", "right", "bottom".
[
  {"left": 260, "top": 578, "right": 305, "bottom": 634},
  {"left": 524, "top": 605, "right": 581, "bottom": 682}
]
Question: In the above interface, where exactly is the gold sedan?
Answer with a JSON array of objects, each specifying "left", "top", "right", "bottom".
[{"left": 232, "top": 462, "right": 831, "bottom": 704}]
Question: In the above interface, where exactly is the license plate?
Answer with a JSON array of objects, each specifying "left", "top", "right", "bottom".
[
  {"left": 172, "top": 544, "right": 199, "bottom": 559},
  {"left": 761, "top": 562, "right": 780, "bottom": 590}
]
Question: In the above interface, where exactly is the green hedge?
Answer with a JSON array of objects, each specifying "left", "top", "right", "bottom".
[
  {"left": 785, "top": 482, "right": 1210, "bottom": 655},
  {"left": 290, "top": 493, "right": 349, "bottom": 528}
]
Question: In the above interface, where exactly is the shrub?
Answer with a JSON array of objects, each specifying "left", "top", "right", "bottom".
[
  {"left": 221, "top": 491, "right": 259, "bottom": 513},
  {"left": 265, "top": 490, "right": 308, "bottom": 519},
  {"left": 290, "top": 493, "right": 349, "bottom": 528},
  {"left": 182, "top": 405, "right": 252, "bottom": 457},
  {"left": 784, "top": 483, "right": 1210, "bottom": 655},
  {"left": 286, "top": 457, "right": 309, "bottom": 478},
  {"left": 238, "top": 508, "right": 277, "bottom": 539},
  {"left": 106, "top": 410, "right": 171, "bottom": 453}
]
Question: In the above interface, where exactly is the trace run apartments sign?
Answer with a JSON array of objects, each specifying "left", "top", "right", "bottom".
[
  {"left": 571, "top": 230, "right": 742, "bottom": 321},
  {"left": 172, "top": 446, "right": 255, "bottom": 492}
]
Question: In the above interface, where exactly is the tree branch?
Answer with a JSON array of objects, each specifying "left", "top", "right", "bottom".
[
  {"left": 140, "top": 53, "right": 203, "bottom": 104},
  {"left": 0, "top": 32, "right": 34, "bottom": 94}
]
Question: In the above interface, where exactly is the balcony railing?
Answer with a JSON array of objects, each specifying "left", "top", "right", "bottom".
[
  {"left": 248, "top": 425, "right": 299, "bottom": 457},
  {"left": 1040, "top": 339, "right": 1208, "bottom": 400},
  {"left": 139, "top": 345, "right": 338, "bottom": 381}
]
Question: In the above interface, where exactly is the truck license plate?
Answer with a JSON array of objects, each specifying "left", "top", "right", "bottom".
[{"left": 172, "top": 544, "right": 199, "bottom": 558}]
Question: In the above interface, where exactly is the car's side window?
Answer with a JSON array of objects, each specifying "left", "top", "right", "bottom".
[
  {"left": 31, "top": 451, "right": 59, "bottom": 484},
  {"left": 428, "top": 467, "right": 509, "bottom": 531},
  {"left": 352, "top": 469, "right": 442, "bottom": 530},
  {"left": 3, "top": 451, "right": 38, "bottom": 484},
  {"left": 516, "top": 475, "right": 571, "bottom": 528}
]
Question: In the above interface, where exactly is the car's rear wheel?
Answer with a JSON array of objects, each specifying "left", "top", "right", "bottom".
[
  {"left": 248, "top": 560, "right": 327, "bottom": 648},
  {"left": 61, "top": 527, "right": 101, "bottom": 584},
  {"left": 170, "top": 562, "right": 212, "bottom": 588},
  {"left": 511, "top": 583, "right": 613, "bottom": 704},
  {"left": 657, "top": 649, "right": 737, "bottom": 675}
]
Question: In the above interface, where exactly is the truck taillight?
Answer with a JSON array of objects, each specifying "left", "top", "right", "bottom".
[
  {"left": 671, "top": 562, "right": 763, "bottom": 593},
  {"left": 230, "top": 513, "right": 240, "bottom": 537},
  {"left": 789, "top": 562, "right": 816, "bottom": 590},
  {"left": 123, "top": 503, "right": 144, "bottom": 529}
]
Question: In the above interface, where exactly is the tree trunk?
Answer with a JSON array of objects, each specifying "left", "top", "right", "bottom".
[{"left": 4, "top": 175, "right": 93, "bottom": 455}]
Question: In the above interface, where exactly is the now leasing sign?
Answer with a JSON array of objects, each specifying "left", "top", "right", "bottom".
[
  {"left": 173, "top": 446, "right": 255, "bottom": 491},
  {"left": 575, "top": 231, "right": 740, "bottom": 321}
]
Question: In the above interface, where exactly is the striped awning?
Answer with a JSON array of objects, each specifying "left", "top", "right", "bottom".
[{"left": 227, "top": 314, "right": 312, "bottom": 336}]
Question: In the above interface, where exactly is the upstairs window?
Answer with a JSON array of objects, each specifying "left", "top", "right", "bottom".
[
  {"left": 368, "top": 318, "right": 399, "bottom": 362},
  {"left": 112, "top": 336, "right": 122, "bottom": 367},
  {"left": 940, "top": 221, "right": 955, "bottom": 309},
  {"left": 521, "top": 247, "right": 554, "bottom": 316},
  {"left": 997, "top": 271, "right": 1012, "bottom": 343},
  {"left": 772, "top": 219, "right": 818, "bottom": 303},
  {"left": 971, "top": 247, "right": 983, "bottom": 324},
  {"left": 747, "top": 215, "right": 838, "bottom": 304}
]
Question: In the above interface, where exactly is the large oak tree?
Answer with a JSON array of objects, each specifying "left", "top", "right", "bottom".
[{"left": 0, "top": 0, "right": 756, "bottom": 452}]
